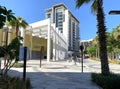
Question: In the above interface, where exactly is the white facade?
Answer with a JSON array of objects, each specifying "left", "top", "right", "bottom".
[
  {"left": 46, "top": 3, "right": 80, "bottom": 54},
  {"left": 25, "top": 4, "right": 80, "bottom": 61}
]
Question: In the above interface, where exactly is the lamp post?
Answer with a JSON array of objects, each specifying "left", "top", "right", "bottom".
[
  {"left": 80, "top": 45, "right": 84, "bottom": 72},
  {"left": 109, "top": 10, "right": 120, "bottom": 15}
]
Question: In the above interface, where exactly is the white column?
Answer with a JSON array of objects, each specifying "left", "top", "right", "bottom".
[
  {"left": 30, "top": 31, "right": 33, "bottom": 59},
  {"left": 7, "top": 29, "right": 10, "bottom": 45},
  {"left": 56, "top": 29, "right": 59, "bottom": 61},
  {"left": 20, "top": 28, "right": 25, "bottom": 46},
  {"left": 47, "top": 19, "right": 51, "bottom": 62},
  {"left": 2, "top": 32, "right": 5, "bottom": 46},
  {"left": 52, "top": 28, "right": 57, "bottom": 61},
  {"left": 8, "top": 27, "right": 12, "bottom": 45},
  {"left": 52, "top": 33, "right": 56, "bottom": 61}
]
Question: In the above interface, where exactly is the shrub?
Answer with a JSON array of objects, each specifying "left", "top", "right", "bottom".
[
  {"left": 0, "top": 76, "right": 31, "bottom": 89},
  {"left": 118, "top": 61, "right": 120, "bottom": 64},
  {"left": 92, "top": 73, "right": 120, "bottom": 89},
  {"left": 13, "top": 63, "right": 23, "bottom": 67}
]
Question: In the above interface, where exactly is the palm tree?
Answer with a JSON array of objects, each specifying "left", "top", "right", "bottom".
[
  {"left": 75, "top": 0, "right": 110, "bottom": 75},
  {"left": 7, "top": 16, "right": 28, "bottom": 37},
  {"left": 111, "top": 25, "right": 120, "bottom": 59},
  {"left": 112, "top": 25, "right": 120, "bottom": 40},
  {"left": 0, "top": 6, "right": 16, "bottom": 66},
  {"left": 0, "top": 5, "right": 16, "bottom": 28},
  {"left": 6, "top": 17, "right": 28, "bottom": 62}
]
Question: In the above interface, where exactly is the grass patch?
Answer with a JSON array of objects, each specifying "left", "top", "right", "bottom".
[
  {"left": 118, "top": 61, "right": 120, "bottom": 64},
  {"left": 109, "top": 59, "right": 120, "bottom": 64},
  {"left": 90, "top": 57, "right": 120, "bottom": 65},
  {"left": 91, "top": 73, "right": 120, "bottom": 89},
  {"left": 13, "top": 62, "right": 23, "bottom": 67},
  {"left": 90, "top": 57, "right": 100, "bottom": 61}
]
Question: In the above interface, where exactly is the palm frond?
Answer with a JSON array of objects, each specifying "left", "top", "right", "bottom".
[
  {"left": 17, "top": 16, "right": 28, "bottom": 28},
  {"left": 91, "top": 0, "right": 97, "bottom": 14},
  {"left": 75, "top": 0, "right": 91, "bottom": 8}
]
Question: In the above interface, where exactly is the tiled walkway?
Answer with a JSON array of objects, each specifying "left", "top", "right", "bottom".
[{"left": 8, "top": 60, "right": 101, "bottom": 89}]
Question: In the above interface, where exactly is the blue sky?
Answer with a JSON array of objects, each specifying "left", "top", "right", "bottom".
[{"left": 0, "top": 0, "right": 120, "bottom": 40}]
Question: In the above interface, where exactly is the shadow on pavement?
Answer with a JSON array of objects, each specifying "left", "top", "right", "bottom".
[{"left": 8, "top": 69, "right": 101, "bottom": 89}]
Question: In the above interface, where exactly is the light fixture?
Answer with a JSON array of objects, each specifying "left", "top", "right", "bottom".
[{"left": 109, "top": 10, "right": 120, "bottom": 15}]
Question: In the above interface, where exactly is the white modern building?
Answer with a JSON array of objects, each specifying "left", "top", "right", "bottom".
[{"left": 24, "top": 3, "right": 80, "bottom": 61}]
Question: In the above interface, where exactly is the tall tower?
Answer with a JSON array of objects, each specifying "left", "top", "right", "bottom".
[{"left": 46, "top": 3, "right": 80, "bottom": 55}]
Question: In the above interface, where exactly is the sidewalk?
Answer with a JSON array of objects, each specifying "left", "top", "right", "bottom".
[
  {"left": 8, "top": 59, "right": 102, "bottom": 89},
  {"left": 83, "top": 59, "right": 120, "bottom": 73}
]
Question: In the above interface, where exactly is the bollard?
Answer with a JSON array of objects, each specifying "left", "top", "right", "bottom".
[{"left": 23, "top": 47, "right": 27, "bottom": 81}]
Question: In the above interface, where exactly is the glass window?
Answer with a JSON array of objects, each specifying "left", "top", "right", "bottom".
[{"left": 47, "top": 14, "right": 51, "bottom": 18}]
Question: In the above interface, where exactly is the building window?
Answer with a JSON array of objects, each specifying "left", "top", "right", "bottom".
[
  {"left": 56, "top": 10, "right": 63, "bottom": 32},
  {"left": 68, "top": 17, "right": 71, "bottom": 48},
  {"left": 47, "top": 14, "right": 51, "bottom": 18},
  {"left": 72, "top": 22, "right": 75, "bottom": 50}
]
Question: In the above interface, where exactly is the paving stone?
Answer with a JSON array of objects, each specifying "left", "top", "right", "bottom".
[{"left": 7, "top": 60, "right": 101, "bottom": 89}]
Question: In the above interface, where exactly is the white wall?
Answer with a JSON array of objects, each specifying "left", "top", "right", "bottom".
[{"left": 52, "top": 26, "right": 68, "bottom": 61}]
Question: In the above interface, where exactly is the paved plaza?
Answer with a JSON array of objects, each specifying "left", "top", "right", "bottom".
[
  {"left": 6, "top": 59, "right": 120, "bottom": 89},
  {"left": 4, "top": 58, "right": 120, "bottom": 89},
  {"left": 7, "top": 59, "right": 102, "bottom": 89}
]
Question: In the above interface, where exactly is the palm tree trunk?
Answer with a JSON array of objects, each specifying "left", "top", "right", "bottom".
[
  {"left": 16, "top": 23, "right": 19, "bottom": 37},
  {"left": 97, "top": 0, "right": 110, "bottom": 75}
]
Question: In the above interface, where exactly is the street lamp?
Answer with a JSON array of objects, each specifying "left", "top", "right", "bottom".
[
  {"left": 80, "top": 45, "right": 84, "bottom": 73},
  {"left": 109, "top": 10, "right": 120, "bottom": 15}
]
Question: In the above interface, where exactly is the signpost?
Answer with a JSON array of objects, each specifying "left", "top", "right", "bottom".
[{"left": 80, "top": 45, "right": 84, "bottom": 73}]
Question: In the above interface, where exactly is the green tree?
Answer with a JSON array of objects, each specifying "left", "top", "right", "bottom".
[
  {"left": 106, "top": 32, "right": 114, "bottom": 60},
  {"left": 87, "top": 46, "right": 96, "bottom": 57},
  {"left": 112, "top": 25, "right": 120, "bottom": 48},
  {"left": 0, "top": 5, "right": 16, "bottom": 28},
  {"left": 92, "top": 36, "right": 99, "bottom": 58},
  {"left": 111, "top": 25, "right": 120, "bottom": 59},
  {"left": 7, "top": 16, "right": 28, "bottom": 36},
  {"left": 112, "top": 25, "right": 120, "bottom": 41},
  {"left": 0, "top": 36, "right": 23, "bottom": 79},
  {"left": 0, "top": 5, "right": 16, "bottom": 68},
  {"left": 8, "top": 36, "right": 23, "bottom": 61},
  {"left": 75, "top": 0, "right": 110, "bottom": 75}
]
